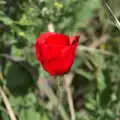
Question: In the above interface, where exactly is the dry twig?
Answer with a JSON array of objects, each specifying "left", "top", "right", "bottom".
[
  {"left": 64, "top": 73, "right": 76, "bottom": 120},
  {"left": 0, "top": 72, "right": 17, "bottom": 120},
  {"left": 0, "top": 87, "right": 17, "bottom": 120},
  {"left": 89, "top": 34, "right": 109, "bottom": 48}
]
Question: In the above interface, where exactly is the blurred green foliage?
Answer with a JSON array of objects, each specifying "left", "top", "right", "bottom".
[{"left": 0, "top": 0, "right": 120, "bottom": 120}]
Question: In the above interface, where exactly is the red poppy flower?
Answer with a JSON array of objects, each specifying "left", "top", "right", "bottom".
[{"left": 35, "top": 32, "right": 80, "bottom": 76}]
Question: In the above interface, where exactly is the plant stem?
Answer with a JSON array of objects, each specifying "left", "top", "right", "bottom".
[
  {"left": 64, "top": 73, "right": 76, "bottom": 120},
  {"left": 38, "top": 77, "right": 69, "bottom": 120},
  {"left": 77, "top": 45, "right": 114, "bottom": 56}
]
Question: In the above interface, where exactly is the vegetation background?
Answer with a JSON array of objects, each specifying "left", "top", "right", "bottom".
[{"left": 0, "top": 0, "right": 120, "bottom": 120}]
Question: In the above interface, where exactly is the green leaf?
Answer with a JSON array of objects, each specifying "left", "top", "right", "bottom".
[
  {"left": 19, "top": 106, "right": 49, "bottom": 120},
  {"left": 75, "top": 0, "right": 101, "bottom": 28},
  {"left": 15, "top": 14, "right": 41, "bottom": 26},
  {"left": 20, "top": 108, "right": 40, "bottom": 120},
  {"left": 25, "top": 93, "right": 37, "bottom": 106},
  {"left": 0, "top": 16, "right": 13, "bottom": 25},
  {"left": 71, "top": 58, "right": 81, "bottom": 71},
  {"left": 1, "top": 112, "right": 9, "bottom": 120},
  {"left": 75, "top": 69, "right": 94, "bottom": 80},
  {"left": 6, "top": 63, "right": 32, "bottom": 96},
  {"left": 89, "top": 53, "right": 106, "bottom": 69},
  {"left": 97, "top": 70, "right": 106, "bottom": 91}
]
